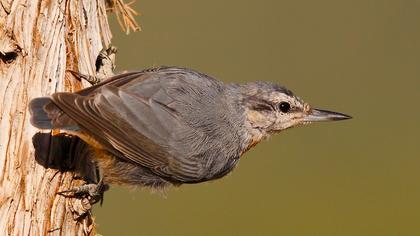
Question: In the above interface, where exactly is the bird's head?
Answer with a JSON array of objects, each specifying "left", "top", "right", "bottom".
[{"left": 237, "top": 82, "right": 351, "bottom": 135}]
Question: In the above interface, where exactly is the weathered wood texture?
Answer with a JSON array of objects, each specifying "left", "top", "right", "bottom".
[{"left": 0, "top": 0, "right": 137, "bottom": 235}]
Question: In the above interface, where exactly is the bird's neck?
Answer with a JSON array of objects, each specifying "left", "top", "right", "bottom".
[{"left": 225, "top": 83, "right": 271, "bottom": 155}]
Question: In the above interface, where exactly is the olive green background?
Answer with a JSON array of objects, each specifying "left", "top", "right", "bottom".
[{"left": 94, "top": 1, "right": 420, "bottom": 235}]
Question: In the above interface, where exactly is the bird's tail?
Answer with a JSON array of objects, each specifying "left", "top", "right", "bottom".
[
  {"left": 29, "top": 97, "right": 78, "bottom": 130},
  {"left": 29, "top": 97, "right": 56, "bottom": 129}
]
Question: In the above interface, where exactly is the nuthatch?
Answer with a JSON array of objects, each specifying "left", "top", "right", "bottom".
[{"left": 29, "top": 66, "right": 351, "bottom": 197}]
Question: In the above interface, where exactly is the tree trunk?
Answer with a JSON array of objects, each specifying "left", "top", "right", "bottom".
[{"left": 0, "top": 0, "right": 138, "bottom": 235}]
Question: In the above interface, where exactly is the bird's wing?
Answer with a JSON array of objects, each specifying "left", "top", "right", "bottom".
[
  {"left": 75, "top": 71, "right": 147, "bottom": 96},
  {"left": 52, "top": 71, "right": 211, "bottom": 182}
]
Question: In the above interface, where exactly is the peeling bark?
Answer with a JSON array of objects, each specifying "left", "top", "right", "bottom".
[{"left": 0, "top": 0, "right": 136, "bottom": 235}]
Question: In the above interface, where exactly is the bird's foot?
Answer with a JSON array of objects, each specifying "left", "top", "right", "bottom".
[
  {"left": 67, "top": 70, "right": 102, "bottom": 86},
  {"left": 66, "top": 45, "right": 117, "bottom": 86},
  {"left": 95, "top": 46, "right": 117, "bottom": 79},
  {"left": 58, "top": 179, "right": 109, "bottom": 205}
]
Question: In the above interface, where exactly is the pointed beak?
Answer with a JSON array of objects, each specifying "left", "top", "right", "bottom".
[{"left": 303, "top": 108, "right": 352, "bottom": 122}]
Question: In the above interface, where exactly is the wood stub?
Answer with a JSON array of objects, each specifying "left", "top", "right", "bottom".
[{"left": 0, "top": 0, "right": 138, "bottom": 235}]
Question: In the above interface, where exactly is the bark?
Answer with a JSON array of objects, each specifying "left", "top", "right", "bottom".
[{"left": 0, "top": 0, "right": 138, "bottom": 235}]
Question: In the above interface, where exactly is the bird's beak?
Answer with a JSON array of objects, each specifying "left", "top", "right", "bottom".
[{"left": 303, "top": 108, "right": 352, "bottom": 122}]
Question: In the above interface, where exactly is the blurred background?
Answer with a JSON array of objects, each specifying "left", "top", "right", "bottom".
[{"left": 94, "top": 1, "right": 420, "bottom": 235}]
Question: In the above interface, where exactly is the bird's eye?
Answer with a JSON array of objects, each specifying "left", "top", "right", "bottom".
[{"left": 278, "top": 102, "right": 291, "bottom": 113}]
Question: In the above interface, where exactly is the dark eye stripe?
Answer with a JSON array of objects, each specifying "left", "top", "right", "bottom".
[{"left": 253, "top": 103, "right": 273, "bottom": 111}]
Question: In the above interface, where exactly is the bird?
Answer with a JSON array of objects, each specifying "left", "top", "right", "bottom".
[{"left": 29, "top": 66, "right": 351, "bottom": 197}]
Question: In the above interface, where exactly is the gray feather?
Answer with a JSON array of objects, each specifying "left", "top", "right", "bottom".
[{"left": 33, "top": 67, "right": 249, "bottom": 184}]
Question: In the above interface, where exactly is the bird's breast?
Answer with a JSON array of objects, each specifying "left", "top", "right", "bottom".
[{"left": 240, "top": 131, "right": 265, "bottom": 156}]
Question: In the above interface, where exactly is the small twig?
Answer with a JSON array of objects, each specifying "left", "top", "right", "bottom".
[{"left": 107, "top": 0, "right": 141, "bottom": 34}]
